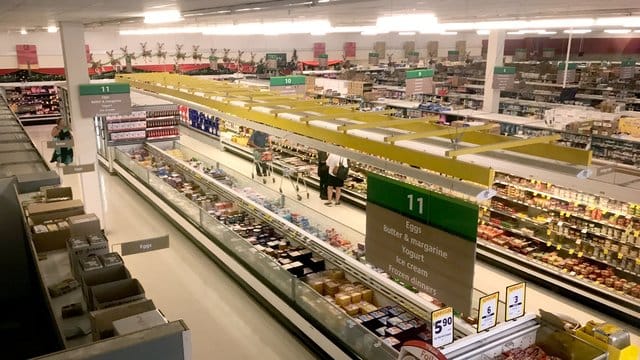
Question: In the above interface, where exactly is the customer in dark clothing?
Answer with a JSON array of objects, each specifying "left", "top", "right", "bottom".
[
  {"left": 317, "top": 150, "right": 329, "bottom": 200},
  {"left": 247, "top": 129, "right": 270, "bottom": 177},
  {"left": 50, "top": 119, "right": 73, "bottom": 166}
]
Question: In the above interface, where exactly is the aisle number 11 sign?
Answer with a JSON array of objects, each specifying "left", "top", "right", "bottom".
[
  {"left": 477, "top": 292, "right": 499, "bottom": 332},
  {"left": 431, "top": 306, "right": 454, "bottom": 347},
  {"left": 505, "top": 282, "right": 526, "bottom": 321}
]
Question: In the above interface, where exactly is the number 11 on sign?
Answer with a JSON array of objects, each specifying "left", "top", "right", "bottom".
[
  {"left": 431, "top": 306, "right": 454, "bottom": 347},
  {"left": 407, "top": 194, "right": 424, "bottom": 214}
]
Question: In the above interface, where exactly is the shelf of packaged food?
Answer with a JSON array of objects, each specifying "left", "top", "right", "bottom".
[
  {"left": 493, "top": 180, "right": 638, "bottom": 220},
  {"left": 18, "top": 113, "right": 61, "bottom": 119},
  {"left": 146, "top": 126, "right": 179, "bottom": 131},
  {"left": 481, "top": 217, "right": 640, "bottom": 279},
  {"left": 107, "top": 127, "right": 147, "bottom": 133},
  {"left": 476, "top": 239, "right": 640, "bottom": 324},
  {"left": 136, "top": 143, "right": 481, "bottom": 335},
  {"left": 484, "top": 206, "right": 551, "bottom": 227},
  {"left": 146, "top": 115, "right": 179, "bottom": 121},
  {"left": 111, "top": 144, "right": 563, "bottom": 360}
]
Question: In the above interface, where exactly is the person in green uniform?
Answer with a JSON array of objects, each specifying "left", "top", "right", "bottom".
[{"left": 50, "top": 119, "right": 73, "bottom": 166}]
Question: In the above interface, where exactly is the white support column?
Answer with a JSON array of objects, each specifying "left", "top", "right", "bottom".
[
  {"left": 59, "top": 22, "right": 105, "bottom": 226},
  {"left": 482, "top": 30, "right": 506, "bottom": 113}
]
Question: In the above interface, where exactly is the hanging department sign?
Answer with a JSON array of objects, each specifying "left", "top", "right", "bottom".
[
  {"left": 365, "top": 173, "right": 477, "bottom": 314},
  {"left": 492, "top": 66, "right": 516, "bottom": 90},
  {"left": 270, "top": 76, "right": 306, "bottom": 95},
  {"left": 406, "top": 69, "right": 434, "bottom": 96},
  {"left": 620, "top": 60, "right": 636, "bottom": 80},
  {"left": 16, "top": 44, "right": 39, "bottom": 69},
  {"left": 79, "top": 83, "right": 132, "bottom": 117}
]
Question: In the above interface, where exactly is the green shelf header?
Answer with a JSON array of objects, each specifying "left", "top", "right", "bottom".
[
  {"left": 406, "top": 69, "right": 434, "bottom": 79},
  {"left": 621, "top": 60, "right": 636, "bottom": 67},
  {"left": 367, "top": 173, "right": 478, "bottom": 241},
  {"left": 494, "top": 66, "right": 516, "bottom": 75},
  {"left": 318, "top": 54, "right": 329, "bottom": 58},
  {"left": 79, "top": 83, "right": 130, "bottom": 96},
  {"left": 557, "top": 62, "right": 578, "bottom": 70},
  {"left": 270, "top": 76, "right": 306, "bottom": 87},
  {"left": 448, "top": 50, "right": 459, "bottom": 55},
  {"left": 368, "top": 52, "right": 379, "bottom": 57}
]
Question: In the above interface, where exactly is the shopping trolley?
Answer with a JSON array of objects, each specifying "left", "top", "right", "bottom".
[
  {"left": 251, "top": 147, "right": 276, "bottom": 184},
  {"left": 278, "top": 157, "right": 311, "bottom": 201}
]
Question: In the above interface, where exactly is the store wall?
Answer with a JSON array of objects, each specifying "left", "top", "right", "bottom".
[{"left": 0, "top": 27, "right": 485, "bottom": 69}]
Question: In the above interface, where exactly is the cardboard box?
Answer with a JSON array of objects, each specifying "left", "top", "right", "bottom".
[
  {"left": 68, "top": 234, "right": 109, "bottom": 279},
  {"left": 89, "top": 299, "right": 156, "bottom": 341},
  {"left": 113, "top": 309, "right": 167, "bottom": 336},
  {"left": 42, "top": 186, "right": 73, "bottom": 202},
  {"left": 91, "top": 278, "right": 145, "bottom": 310},
  {"left": 32, "top": 221, "right": 71, "bottom": 253},
  {"left": 27, "top": 199, "right": 84, "bottom": 225},
  {"left": 67, "top": 213, "right": 101, "bottom": 237},
  {"left": 82, "top": 265, "right": 131, "bottom": 310}
]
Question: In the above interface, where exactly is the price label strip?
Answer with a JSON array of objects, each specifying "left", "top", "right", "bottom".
[
  {"left": 431, "top": 306, "right": 454, "bottom": 348},
  {"left": 505, "top": 282, "right": 526, "bottom": 321},
  {"left": 477, "top": 292, "right": 499, "bottom": 332}
]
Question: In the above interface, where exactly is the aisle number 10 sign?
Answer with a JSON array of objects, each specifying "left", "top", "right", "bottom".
[{"left": 431, "top": 306, "right": 454, "bottom": 347}]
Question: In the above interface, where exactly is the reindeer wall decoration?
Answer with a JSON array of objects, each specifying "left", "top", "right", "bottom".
[
  {"left": 208, "top": 48, "right": 218, "bottom": 62},
  {"left": 120, "top": 46, "right": 136, "bottom": 61},
  {"left": 140, "top": 42, "right": 153, "bottom": 63},
  {"left": 250, "top": 52, "right": 257, "bottom": 66},
  {"left": 175, "top": 44, "right": 187, "bottom": 62},
  {"left": 106, "top": 50, "right": 122, "bottom": 71},
  {"left": 222, "top": 48, "right": 231, "bottom": 63},
  {"left": 89, "top": 54, "right": 104, "bottom": 75},
  {"left": 155, "top": 42, "right": 167, "bottom": 62},
  {"left": 192, "top": 45, "right": 203, "bottom": 62}
]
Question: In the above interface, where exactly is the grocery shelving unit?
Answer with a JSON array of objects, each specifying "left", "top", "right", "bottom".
[
  {"left": 4, "top": 84, "right": 62, "bottom": 125},
  {"left": 106, "top": 139, "right": 607, "bottom": 359}
]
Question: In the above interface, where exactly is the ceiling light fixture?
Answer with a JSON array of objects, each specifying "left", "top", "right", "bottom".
[
  {"left": 143, "top": 10, "right": 182, "bottom": 24},
  {"left": 604, "top": 29, "right": 632, "bottom": 34},
  {"left": 398, "top": 31, "right": 416, "bottom": 36},
  {"left": 596, "top": 17, "right": 640, "bottom": 27},
  {"left": 20, "top": 28, "right": 27, "bottom": 35},
  {"left": 564, "top": 29, "right": 591, "bottom": 34},
  {"left": 47, "top": 25, "right": 58, "bottom": 33},
  {"left": 440, "top": 31, "right": 457, "bottom": 35},
  {"left": 476, "top": 30, "right": 490, "bottom": 35}
]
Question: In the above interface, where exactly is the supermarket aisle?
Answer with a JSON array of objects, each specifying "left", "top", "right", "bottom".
[
  {"left": 24, "top": 125, "right": 319, "bottom": 360},
  {"left": 179, "top": 127, "right": 640, "bottom": 345}
]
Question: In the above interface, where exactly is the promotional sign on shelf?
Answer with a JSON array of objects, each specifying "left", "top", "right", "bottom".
[
  {"left": 269, "top": 75, "right": 306, "bottom": 95},
  {"left": 477, "top": 292, "right": 499, "bottom": 332},
  {"left": 16, "top": 44, "right": 39, "bottom": 69},
  {"left": 78, "top": 83, "right": 132, "bottom": 117},
  {"left": 447, "top": 50, "right": 459, "bottom": 62},
  {"left": 505, "top": 282, "right": 526, "bottom": 321},
  {"left": 397, "top": 340, "right": 447, "bottom": 360},
  {"left": 431, "top": 307, "right": 454, "bottom": 348}
]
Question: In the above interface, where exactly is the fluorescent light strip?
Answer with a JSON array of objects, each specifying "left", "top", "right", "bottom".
[
  {"left": 20, "top": 28, "right": 27, "bottom": 35},
  {"left": 604, "top": 29, "right": 632, "bottom": 34},
  {"left": 440, "top": 31, "right": 457, "bottom": 35},
  {"left": 120, "top": 27, "right": 202, "bottom": 35},
  {"left": 399, "top": 31, "right": 416, "bottom": 36},
  {"left": 564, "top": 29, "right": 591, "bottom": 34},
  {"left": 143, "top": 10, "right": 182, "bottom": 24},
  {"left": 476, "top": 30, "right": 490, "bottom": 35},
  {"left": 596, "top": 16, "right": 640, "bottom": 27},
  {"left": 47, "top": 25, "right": 58, "bottom": 33}
]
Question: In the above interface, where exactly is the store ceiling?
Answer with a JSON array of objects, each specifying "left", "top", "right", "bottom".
[{"left": 1, "top": 0, "right": 639, "bottom": 33}]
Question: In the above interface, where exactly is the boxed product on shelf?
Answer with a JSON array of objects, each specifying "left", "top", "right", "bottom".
[
  {"left": 89, "top": 298, "right": 156, "bottom": 340},
  {"left": 618, "top": 117, "right": 640, "bottom": 138},
  {"left": 31, "top": 218, "right": 71, "bottom": 253},
  {"left": 67, "top": 213, "right": 101, "bottom": 237},
  {"left": 27, "top": 199, "right": 84, "bottom": 224},
  {"left": 91, "top": 278, "right": 146, "bottom": 310},
  {"left": 68, "top": 233, "right": 109, "bottom": 279},
  {"left": 82, "top": 263, "right": 131, "bottom": 309},
  {"left": 113, "top": 309, "right": 168, "bottom": 336}
]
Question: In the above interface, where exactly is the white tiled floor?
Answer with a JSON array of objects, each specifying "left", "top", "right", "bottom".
[{"left": 24, "top": 122, "right": 639, "bottom": 358}]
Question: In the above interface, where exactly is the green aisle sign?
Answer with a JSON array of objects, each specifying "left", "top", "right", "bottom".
[
  {"left": 367, "top": 173, "right": 477, "bottom": 241},
  {"left": 406, "top": 69, "right": 434, "bottom": 79},
  {"left": 79, "top": 83, "right": 130, "bottom": 96},
  {"left": 368, "top": 52, "right": 379, "bottom": 57},
  {"left": 557, "top": 63, "right": 578, "bottom": 70},
  {"left": 494, "top": 66, "right": 516, "bottom": 74},
  {"left": 622, "top": 60, "right": 636, "bottom": 67},
  {"left": 270, "top": 76, "right": 306, "bottom": 87}
]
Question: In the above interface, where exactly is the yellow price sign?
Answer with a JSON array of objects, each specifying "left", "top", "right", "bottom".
[
  {"left": 546, "top": 229, "right": 552, "bottom": 236},
  {"left": 603, "top": 249, "right": 609, "bottom": 255},
  {"left": 578, "top": 251, "right": 583, "bottom": 258},
  {"left": 560, "top": 211, "right": 565, "bottom": 217},
  {"left": 569, "top": 249, "right": 575, "bottom": 255},
  {"left": 634, "top": 230, "right": 639, "bottom": 238},
  {"left": 636, "top": 258, "right": 640, "bottom": 265},
  {"left": 556, "top": 244, "right": 562, "bottom": 250},
  {"left": 547, "top": 241, "right": 552, "bottom": 247},
  {"left": 618, "top": 253, "right": 623, "bottom": 260}
]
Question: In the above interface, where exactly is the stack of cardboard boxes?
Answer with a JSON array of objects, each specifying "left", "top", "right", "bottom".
[{"left": 24, "top": 187, "right": 167, "bottom": 342}]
